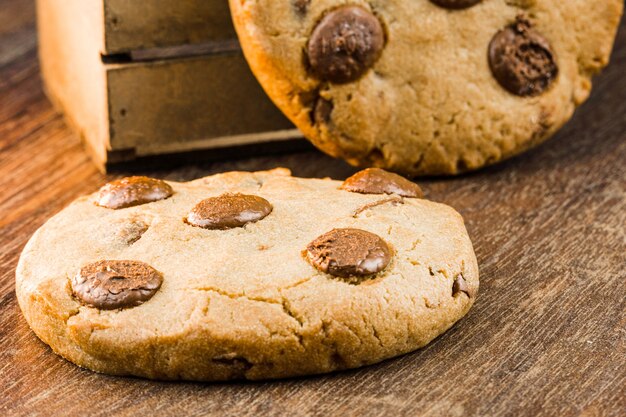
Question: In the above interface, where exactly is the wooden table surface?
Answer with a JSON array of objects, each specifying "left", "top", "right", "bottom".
[{"left": 1, "top": 2, "right": 624, "bottom": 416}]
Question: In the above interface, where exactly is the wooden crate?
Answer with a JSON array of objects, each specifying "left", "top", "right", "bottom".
[{"left": 37, "top": 0, "right": 301, "bottom": 171}]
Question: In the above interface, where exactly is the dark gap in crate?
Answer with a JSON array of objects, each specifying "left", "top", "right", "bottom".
[
  {"left": 100, "top": 39, "right": 243, "bottom": 64},
  {"left": 101, "top": 53, "right": 132, "bottom": 64},
  {"left": 105, "top": 139, "right": 315, "bottom": 173}
]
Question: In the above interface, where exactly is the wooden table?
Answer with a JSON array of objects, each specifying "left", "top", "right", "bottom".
[{"left": 1, "top": 1, "right": 624, "bottom": 415}]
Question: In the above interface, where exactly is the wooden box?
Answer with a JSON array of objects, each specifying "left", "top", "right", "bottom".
[{"left": 37, "top": 0, "right": 302, "bottom": 171}]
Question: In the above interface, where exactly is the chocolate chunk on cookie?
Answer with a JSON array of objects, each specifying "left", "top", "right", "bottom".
[
  {"left": 312, "top": 97, "right": 334, "bottom": 125},
  {"left": 71, "top": 260, "right": 163, "bottom": 310},
  {"left": 186, "top": 193, "right": 272, "bottom": 229},
  {"left": 292, "top": 0, "right": 311, "bottom": 16},
  {"left": 341, "top": 168, "right": 423, "bottom": 198},
  {"left": 452, "top": 274, "right": 474, "bottom": 298},
  {"left": 305, "top": 228, "right": 391, "bottom": 278},
  {"left": 489, "top": 17, "right": 558, "bottom": 96},
  {"left": 96, "top": 176, "right": 173, "bottom": 209},
  {"left": 430, "top": 0, "right": 482, "bottom": 10},
  {"left": 307, "top": 6, "right": 385, "bottom": 84}
]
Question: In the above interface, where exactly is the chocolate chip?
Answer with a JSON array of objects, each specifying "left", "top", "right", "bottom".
[
  {"left": 292, "top": 0, "right": 311, "bottom": 16},
  {"left": 488, "top": 17, "right": 558, "bottom": 96},
  {"left": 430, "top": 0, "right": 482, "bottom": 9},
  {"left": 341, "top": 168, "right": 424, "bottom": 198},
  {"left": 96, "top": 176, "right": 173, "bottom": 209},
  {"left": 313, "top": 97, "right": 334, "bottom": 125},
  {"left": 307, "top": 6, "right": 385, "bottom": 84},
  {"left": 305, "top": 228, "right": 391, "bottom": 278},
  {"left": 186, "top": 193, "right": 272, "bottom": 229},
  {"left": 71, "top": 260, "right": 163, "bottom": 309},
  {"left": 452, "top": 274, "right": 473, "bottom": 298}
]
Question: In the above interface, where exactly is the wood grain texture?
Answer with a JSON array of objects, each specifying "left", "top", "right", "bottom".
[
  {"left": 103, "top": 0, "right": 236, "bottom": 54},
  {"left": 0, "top": 1, "right": 624, "bottom": 416}
]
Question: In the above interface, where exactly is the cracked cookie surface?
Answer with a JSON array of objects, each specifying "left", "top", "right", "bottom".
[
  {"left": 229, "top": 0, "right": 623, "bottom": 175},
  {"left": 16, "top": 169, "right": 478, "bottom": 381}
]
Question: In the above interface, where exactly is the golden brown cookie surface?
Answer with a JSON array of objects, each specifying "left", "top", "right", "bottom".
[
  {"left": 16, "top": 169, "right": 478, "bottom": 381},
  {"left": 229, "top": 0, "right": 623, "bottom": 175}
]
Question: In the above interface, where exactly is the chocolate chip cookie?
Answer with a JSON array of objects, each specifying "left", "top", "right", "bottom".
[
  {"left": 16, "top": 169, "right": 478, "bottom": 380},
  {"left": 229, "top": 1, "right": 623, "bottom": 175}
]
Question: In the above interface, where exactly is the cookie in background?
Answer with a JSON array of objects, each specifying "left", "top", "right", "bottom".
[{"left": 230, "top": 0, "right": 623, "bottom": 175}]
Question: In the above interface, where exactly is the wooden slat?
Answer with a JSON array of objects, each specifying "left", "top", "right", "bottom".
[
  {"left": 106, "top": 53, "right": 296, "bottom": 155},
  {"left": 103, "top": 0, "right": 236, "bottom": 54}
]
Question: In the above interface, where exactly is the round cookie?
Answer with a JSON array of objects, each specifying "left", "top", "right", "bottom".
[
  {"left": 229, "top": 0, "right": 623, "bottom": 175},
  {"left": 16, "top": 169, "right": 478, "bottom": 381}
]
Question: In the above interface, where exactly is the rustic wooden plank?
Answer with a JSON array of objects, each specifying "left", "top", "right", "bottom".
[
  {"left": 0, "top": 1, "right": 624, "bottom": 416},
  {"left": 106, "top": 53, "right": 296, "bottom": 156},
  {"left": 39, "top": 0, "right": 237, "bottom": 55},
  {"left": 37, "top": 0, "right": 110, "bottom": 164},
  {"left": 103, "top": 0, "right": 236, "bottom": 54}
]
